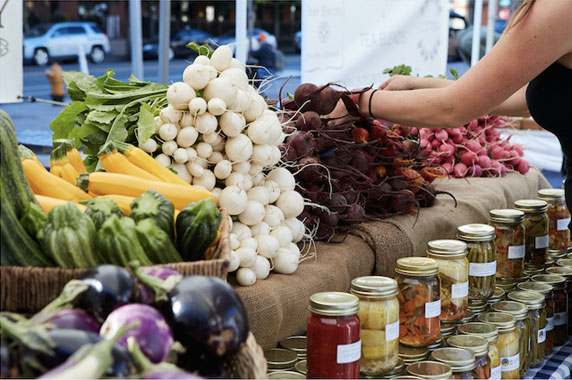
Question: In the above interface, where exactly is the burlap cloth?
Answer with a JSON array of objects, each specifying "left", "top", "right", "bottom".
[{"left": 235, "top": 169, "right": 551, "bottom": 348}]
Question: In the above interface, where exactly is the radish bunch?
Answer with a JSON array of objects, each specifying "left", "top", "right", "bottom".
[
  {"left": 412, "top": 115, "right": 530, "bottom": 178},
  {"left": 138, "top": 46, "right": 310, "bottom": 286}
]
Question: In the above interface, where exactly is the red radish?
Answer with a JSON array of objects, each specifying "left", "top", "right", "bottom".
[
  {"left": 442, "top": 162, "right": 453, "bottom": 174},
  {"left": 435, "top": 129, "right": 448, "bottom": 141},
  {"left": 452, "top": 134, "right": 463, "bottom": 144},
  {"left": 476, "top": 148, "right": 488, "bottom": 157},
  {"left": 453, "top": 163, "right": 468, "bottom": 178},
  {"left": 467, "top": 164, "right": 483, "bottom": 177},
  {"left": 461, "top": 151, "right": 477, "bottom": 166},
  {"left": 431, "top": 139, "right": 441, "bottom": 149},
  {"left": 465, "top": 140, "right": 481, "bottom": 153},
  {"left": 439, "top": 143, "right": 455, "bottom": 158},
  {"left": 490, "top": 160, "right": 503, "bottom": 175},
  {"left": 477, "top": 155, "right": 492, "bottom": 169},
  {"left": 516, "top": 159, "right": 530, "bottom": 174},
  {"left": 410, "top": 127, "right": 419, "bottom": 135},
  {"left": 491, "top": 146, "right": 504, "bottom": 160},
  {"left": 512, "top": 144, "right": 524, "bottom": 156},
  {"left": 507, "top": 150, "right": 521, "bottom": 166},
  {"left": 459, "top": 126, "right": 467, "bottom": 134},
  {"left": 370, "top": 125, "right": 387, "bottom": 141},
  {"left": 352, "top": 127, "right": 369, "bottom": 143}
]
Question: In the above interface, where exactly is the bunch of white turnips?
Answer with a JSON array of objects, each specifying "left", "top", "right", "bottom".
[{"left": 138, "top": 45, "right": 309, "bottom": 286}]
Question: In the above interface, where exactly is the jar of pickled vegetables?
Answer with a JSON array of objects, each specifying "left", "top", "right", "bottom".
[
  {"left": 446, "top": 335, "right": 492, "bottom": 380},
  {"left": 478, "top": 312, "right": 520, "bottom": 379},
  {"left": 494, "top": 278, "right": 517, "bottom": 293},
  {"left": 395, "top": 258, "right": 441, "bottom": 347},
  {"left": 538, "top": 189, "right": 571, "bottom": 252},
  {"left": 517, "top": 281, "right": 554, "bottom": 355},
  {"left": 489, "top": 301, "right": 529, "bottom": 376},
  {"left": 457, "top": 323, "right": 501, "bottom": 380},
  {"left": 457, "top": 310, "right": 476, "bottom": 324},
  {"left": 487, "top": 287, "right": 506, "bottom": 310},
  {"left": 406, "top": 361, "right": 452, "bottom": 380},
  {"left": 515, "top": 199, "right": 549, "bottom": 268},
  {"left": 399, "top": 345, "right": 430, "bottom": 366},
  {"left": 306, "top": 292, "right": 361, "bottom": 379},
  {"left": 426, "top": 240, "right": 469, "bottom": 321},
  {"left": 489, "top": 209, "right": 526, "bottom": 279},
  {"left": 440, "top": 322, "right": 457, "bottom": 338},
  {"left": 545, "top": 266, "right": 572, "bottom": 337},
  {"left": 351, "top": 276, "right": 400, "bottom": 376},
  {"left": 468, "top": 299, "right": 488, "bottom": 314},
  {"left": 557, "top": 258, "right": 572, "bottom": 267},
  {"left": 506, "top": 291, "right": 546, "bottom": 369},
  {"left": 532, "top": 274, "right": 568, "bottom": 346},
  {"left": 431, "top": 348, "right": 476, "bottom": 380},
  {"left": 457, "top": 224, "right": 497, "bottom": 301}
]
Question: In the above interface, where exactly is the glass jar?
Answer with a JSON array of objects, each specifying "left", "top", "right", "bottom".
[
  {"left": 426, "top": 240, "right": 469, "bottom": 321},
  {"left": 279, "top": 336, "right": 306, "bottom": 360},
  {"left": 532, "top": 274, "right": 568, "bottom": 346},
  {"left": 517, "top": 281, "right": 554, "bottom": 355},
  {"left": 524, "top": 266, "right": 544, "bottom": 278},
  {"left": 399, "top": 345, "right": 430, "bottom": 366},
  {"left": 457, "top": 310, "right": 476, "bottom": 324},
  {"left": 487, "top": 288, "right": 506, "bottom": 310},
  {"left": 431, "top": 347, "right": 476, "bottom": 380},
  {"left": 446, "top": 335, "right": 492, "bottom": 380},
  {"left": 515, "top": 199, "right": 549, "bottom": 268},
  {"left": 295, "top": 360, "right": 306, "bottom": 376},
  {"left": 490, "top": 301, "right": 529, "bottom": 376},
  {"left": 306, "top": 292, "right": 361, "bottom": 379},
  {"left": 478, "top": 313, "right": 520, "bottom": 379},
  {"left": 489, "top": 209, "right": 526, "bottom": 279},
  {"left": 557, "top": 258, "right": 572, "bottom": 267},
  {"left": 457, "top": 224, "right": 497, "bottom": 301},
  {"left": 395, "top": 258, "right": 441, "bottom": 347},
  {"left": 457, "top": 323, "right": 501, "bottom": 380},
  {"left": 538, "top": 189, "right": 571, "bottom": 252},
  {"left": 545, "top": 266, "right": 572, "bottom": 337},
  {"left": 495, "top": 278, "right": 517, "bottom": 293},
  {"left": 265, "top": 348, "right": 298, "bottom": 372},
  {"left": 351, "top": 276, "right": 400, "bottom": 376},
  {"left": 440, "top": 322, "right": 457, "bottom": 338},
  {"left": 267, "top": 370, "right": 306, "bottom": 379},
  {"left": 506, "top": 291, "right": 546, "bottom": 369},
  {"left": 468, "top": 300, "right": 488, "bottom": 314},
  {"left": 406, "top": 361, "right": 452, "bottom": 380}
]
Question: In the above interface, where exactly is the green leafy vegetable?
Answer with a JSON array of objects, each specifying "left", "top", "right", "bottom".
[
  {"left": 383, "top": 64, "right": 412, "bottom": 76},
  {"left": 186, "top": 42, "right": 214, "bottom": 58}
]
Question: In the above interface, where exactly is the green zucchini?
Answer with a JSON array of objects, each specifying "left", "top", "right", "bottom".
[
  {"left": 84, "top": 198, "right": 124, "bottom": 229},
  {"left": 96, "top": 215, "right": 153, "bottom": 266},
  {"left": 134, "top": 219, "right": 182, "bottom": 264},
  {"left": 176, "top": 198, "right": 221, "bottom": 262},
  {"left": 19, "top": 202, "right": 48, "bottom": 243},
  {"left": 130, "top": 190, "right": 175, "bottom": 239}
]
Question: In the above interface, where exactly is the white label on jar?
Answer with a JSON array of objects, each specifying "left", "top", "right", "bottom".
[
  {"left": 535, "top": 234, "right": 549, "bottom": 249},
  {"left": 554, "top": 311, "right": 568, "bottom": 326},
  {"left": 469, "top": 261, "right": 496, "bottom": 277},
  {"left": 501, "top": 353, "right": 520, "bottom": 372},
  {"left": 538, "top": 327, "right": 546, "bottom": 343},
  {"left": 336, "top": 340, "right": 361, "bottom": 364},
  {"left": 489, "top": 365, "right": 502, "bottom": 380},
  {"left": 546, "top": 316, "right": 554, "bottom": 331},
  {"left": 385, "top": 320, "right": 399, "bottom": 342},
  {"left": 558, "top": 217, "right": 571, "bottom": 231},
  {"left": 451, "top": 281, "right": 469, "bottom": 299},
  {"left": 508, "top": 245, "right": 525, "bottom": 259},
  {"left": 425, "top": 300, "right": 441, "bottom": 319}
]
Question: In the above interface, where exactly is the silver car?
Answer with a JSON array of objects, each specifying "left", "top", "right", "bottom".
[{"left": 24, "top": 22, "right": 110, "bottom": 66}]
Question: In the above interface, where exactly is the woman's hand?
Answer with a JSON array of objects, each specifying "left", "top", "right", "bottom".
[{"left": 378, "top": 75, "right": 414, "bottom": 91}]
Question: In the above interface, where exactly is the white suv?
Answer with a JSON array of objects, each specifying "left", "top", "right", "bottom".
[{"left": 24, "top": 22, "right": 110, "bottom": 66}]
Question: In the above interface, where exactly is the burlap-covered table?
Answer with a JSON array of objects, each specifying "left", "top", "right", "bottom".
[{"left": 235, "top": 169, "right": 551, "bottom": 348}]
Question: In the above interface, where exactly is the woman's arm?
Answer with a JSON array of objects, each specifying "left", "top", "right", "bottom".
[
  {"left": 488, "top": 85, "right": 530, "bottom": 118},
  {"left": 378, "top": 75, "right": 452, "bottom": 91}
]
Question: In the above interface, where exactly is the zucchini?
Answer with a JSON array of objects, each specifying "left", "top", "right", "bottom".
[
  {"left": 84, "top": 198, "right": 124, "bottom": 229},
  {"left": 96, "top": 215, "right": 153, "bottom": 266},
  {"left": 130, "top": 190, "right": 175, "bottom": 239},
  {"left": 176, "top": 198, "right": 221, "bottom": 262},
  {"left": 19, "top": 202, "right": 48, "bottom": 243},
  {"left": 134, "top": 219, "right": 182, "bottom": 264}
]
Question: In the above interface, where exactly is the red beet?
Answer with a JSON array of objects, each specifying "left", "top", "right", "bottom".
[
  {"left": 296, "top": 111, "right": 321, "bottom": 131},
  {"left": 312, "top": 86, "right": 340, "bottom": 115},
  {"left": 294, "top": 83, "right": 319, "bottom": 111},
  {"left": 287, "top": 131, "right": 315, "bottom": 158}
]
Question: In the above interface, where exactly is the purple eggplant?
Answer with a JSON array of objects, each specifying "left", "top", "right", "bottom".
[
  {"left": 133, "top": 265, "right": 182, "bottom": 304},
  {"left": 47, "top": 309, "right": 100, "bottom": 333},
  {"left": 1, "top": 340, "right": 9, "bottom": 378},
  {"left": 100, "top": 304, "right": 173, "bottom": 364}
]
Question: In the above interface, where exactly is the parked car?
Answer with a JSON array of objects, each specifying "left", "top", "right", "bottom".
[
  {"left": 294, "top": 30, "right": 301, "bottom": 52},
  {"left": 216, "top": 28, "right": 277, "bottom": 53},
  {"left": 24, "top": 22, "right": 110, "bottom": 66},
  {"left": 448, "top": 10, "right": 468, "bottom": 62},
  {"left": 143, "top": 28, "right": 215, "bottom": 60}
]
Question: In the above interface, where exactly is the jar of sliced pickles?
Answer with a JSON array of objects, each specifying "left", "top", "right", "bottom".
[
  {"left": 457, "top": 224, "right": 497, "bottom": 301},
  {"left": 538, "top": 189, "right": 571, "bottom": 252},
  {"left": 426, "top": 240, "right": 469, "bottom": 321},
  {"left": 351, "top": 276, "right": 400, "bottom": 376},
  {"left": 457, "top": 323, "right": 501, "bottom": 380},
  {"left": 517, "top": 281, "right": 554, "bottom": 355},
  {"left": 515, "top": 199, "right": 549, "bottom": 268},
  {"left": 395, "top": 258, "right": 441, "bottom": 347},
  {"left": 406, "top": 361, "right": 452, "bottom": 380},
  {"left": 545, "top": 266, "right": 572, "bottom": 337},
  {"left": 431, "top": 347, "right": 476, "bottom": 380},
  {"left": 447, "top": 335, "right": 492, "bottom": 380},
  {"left": 478, "top": 313, "right": 520, "bottom": 379},
  {"left": 532, "top": 274, "right": 568, "bottom": 346},
  {"left": 489, "top": 209, "right": 526, "bottom": 279},
  {"left": 490, "top": 301, "right": 529, "bottom": 377},
  {"left": 507, "top": 291, "right": 546, "bottom": 369},
  {"left": 487, "top": 287, "right": 506, "bottom": 310}
]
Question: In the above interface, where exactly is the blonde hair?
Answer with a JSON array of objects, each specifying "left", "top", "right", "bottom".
[{"left": 505, "top": 0, "right": 535, "bottom": 31}]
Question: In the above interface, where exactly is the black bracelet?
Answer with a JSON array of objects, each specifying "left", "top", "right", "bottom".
[{"left": 368, "top": 89, "right": 379, "bottom": 118}]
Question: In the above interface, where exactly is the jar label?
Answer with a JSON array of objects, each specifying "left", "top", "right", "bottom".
[
  {"left": 546, "top": 316, "right": 554, "bottom": 331},
  {"left": 535, "top": 234, "right": 549, "bottom": 249},
  {"left": 425, "top": 299, "right": 441, "bottom": 319},
  {"left": 336, "top": 340, "right": 361, "bottom": 364},
  {"left": 558, "top": 217, "right": 571, "bottom": 231},
  {"left": 386, "top": 320, "right": 399, "bottom": 342},
  {"left": 469, "top": 261, "right": 496, "bottom": 277},
  {"left": 554, "top": 311, "right": 568, "bottom": 326},
  {"left": 508, "top": 245, "right": 525, "bottom": 259},
  {"left": 538, "top": 327, "right": 546, "bottom": 343},
  {"left": 489, "top": 365, "right": 501, "bottom": 380},
  {"left": 452, "top": 281, "right": 469, "bottom": 299},
  {"left": 501, "top": 353, "right": 519, "bottom": 372}
]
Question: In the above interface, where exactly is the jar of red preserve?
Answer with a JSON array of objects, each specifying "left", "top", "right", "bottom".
[{"left": 307, "top": 292, "right": 361, "bottom": 379}]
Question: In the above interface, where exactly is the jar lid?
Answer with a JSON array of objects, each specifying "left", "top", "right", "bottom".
[
  {"left": 546, "top": 266, "right": 572, "bottom": 280},
  {"left": 557, "top": 258, "right": 572, "bottom": 268},
  {"left": 488, "top": 287, "right": 506, "bottom": 302},
  {"left": 524, "top": 266, "right": 544, "bottom": 277},
  {"left": 517, "top": 281, "right": 553, "bottom": 297},
  {"left": 426, "top": 338, "right": 444, "bottom": 351},
  {"left": 279, "top": 336, "right": 306, "bottom": 354},
  {"left": 549, "top": 249, "right": 568, "bottom": 259},
  {"left": 309, "top": 292, "right": 359, "bottom": 316},
  {"left": 406, "top": 361, "right": 452, "bottom": 379},
  {"left": 426, "top": 239, "right": 468, "bottom": 258},
  {"left": 294, "top": 360, "right": 306, "bottom": 375},
  {"left": 267, "top": 370, "right": 306, "bottom": 379},
  {"left": 478, "top": 312, "right": 516, "bottom": 330},
  {"left": 514, "top": 199, "right": 548, "bottom": 213},
  {"left": 492, "top": 300, "right": 530, "bottom": 318},
  {"left": 489, "top": 209, "right": 525, "bottom": 223},
  {"left": 457, "top": 322, "right": 499, "bottom": 342},
  {"left": 396, "top": 257, "right": 439, "bottom": 276},
  {"left": 446, "top": 335, "right": 489, "bottom": 356},
  {"left": 392, "top": 376, "right": 423, "bottom": 380},
  {"left": 457, "top": 224, "right": 496, "bottom": 241},
  {"left": 458, "top": 310, "right": 476, "bottom": 323},
  {"left": 431, "top": 347, "right": 476, "bottom": 371},
  {"left": 440, "top": 321, "right": 457, "bottom": 333},
  {"left": 532, "top": 274, "right": 567, "bottom": 289},
  {"left": 538, "top": 188, "right": 565, "bottom": 201},
  {"left": 351, "top": 276, "right": 398, "bottom": 298},
  {"left": 264, "top": 348, "right": 298, "bottom": 370},
  {"left": 381, "top": 359, "right": 405, "bottom": 378},
  {"left": 568, "top": 252, "right": 572, "bottom": 259},
  {"left": 507, "top": 291, "right": 545, "bottom": 309},
  {"left": 399, "top": 345, "right": 430, "bottom": 361},
  {"left": 468, "top": 299, "right": 487, "bottom": 307}
]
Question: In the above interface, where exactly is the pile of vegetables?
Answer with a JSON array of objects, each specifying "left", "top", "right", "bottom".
[{"left": 0, "top": 264, "right": 249, "bottom": 378}]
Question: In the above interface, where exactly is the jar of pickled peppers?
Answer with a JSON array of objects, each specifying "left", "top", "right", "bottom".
[
  {"left": 430, "top": 347, "right": 476, "bottom": 380},
  {"left": 489, "top": 209, "right": 526, "bottom": 279},
  {"left": 457, "top": 323, "right": 502, "bottom": 380},
  {"left": 395, "top": 257, "right": 441, "bottom": 347},
  {"left": 457, "top": 224, "right": 497, "bottom": 301},
  {"left": 515, "top": 199, "right": 549, "bottom": 268},
  {"left": 532, "top": 274, "right": 568, "bottom": 346},
  {"left": 517, "top": 281, "right": 554, "bottom": 355},
  {"left": 350, "top": 276, "right": 400, "bottom": 376},
  {"left": 426, "top": 239, "right": 469, "bottom": 321},
  {"left": 538, "top": 189, "right": 571, "bottom": 252},
  {"left": 447, "top": 334, "right": 493, "bottom": 380},
  {"left": 478, "top": 312, "right": 520, "bottom": 380},
  {"left": 545, "top": 266, "right": 572, "bottom": 337}
]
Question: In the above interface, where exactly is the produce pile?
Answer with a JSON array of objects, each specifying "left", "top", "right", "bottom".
[{"left": 0, "top": 264, "right": 249, "bottom": 378}]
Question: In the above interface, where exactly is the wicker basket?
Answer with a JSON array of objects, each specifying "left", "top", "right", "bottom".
[
  {"left": 227, "top": 332, "right": 268, "bottom": 379},
  {"left": 0, "top": 210, "right": 231, "bottom": 313}
]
